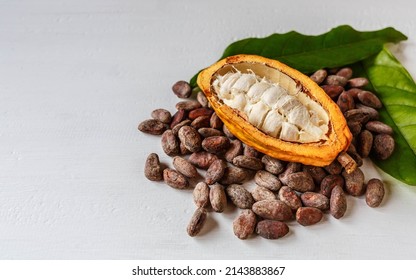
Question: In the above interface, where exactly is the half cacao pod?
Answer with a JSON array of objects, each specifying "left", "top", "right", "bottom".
[{"left": 197, "top": 54, "right": 352, "bottom": 167}]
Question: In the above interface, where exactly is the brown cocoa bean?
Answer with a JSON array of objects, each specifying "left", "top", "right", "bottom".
[
  {"left": 303, "top": 165, "right": 327, "bottom": 185},
  {"left": 151, "top": 108, "right": 172, "bottom": 124},
  {"left": 163, "top": 168, "right": 188, "bottom": 189},
  {"left": 278, "top": 186, "right": 302, "bottom": 211},
  {"left": 262, "top": 155, "right": 285, "bottom": 175},
  {"left": 278, "top": 162, "right": 302, "bottom": 185},
  {"left": 179, "top": 142, "right": 191, "bottom": 155},
  {"left": 348, "top": 77, "right": 369, "bottom": 88},
  {"left": 287, "top": 171, "right": 315, "bottom": 192},
  {"left": 188, "top": 107, "right": 213, "bottom": 120},
  {"left": 342, "top": 168, "right": 365, "bottom": 196},
  {"left": 223, "top": 125, "right": 235, "bottom": 139},
  {"left": 344, "top": 109, "right": 371, "bottom": 123},
  {"left": 220, "top": 166, "right": 249, "bottom": 185},
  {"left": 170, "top": 109, "right": 187, "bottom": 129},
  {"left": 357, "top": 90, "right": 382, "bottom": 109},
  {"left": 358, "top": 129, "right": 373, "bottom": 158},
  {"left": 209, "top": 183, "right": 227, "bottom": 213},
  {"left": 330, "top": 185, "right": 347, "bottom": 219},
  {"left": 355, "top": 104, "right": 379, "bottom": 120},
  {"left": 336, "top": 67, "right": 353, "bottom": 79},
  {"left": 321, "top": 85, "right": 344, "bottom": 99},
  {"left": 251, "top": 186, "right": 277, "bottom": 202},
  {"left": 347, "top": 121, "right": 362, "bottom": 136},
  {"left": 296, "top": 207, "right": 323, "bottom": 226},
  {"left": 365, "top": 121, "right": 393, "bottom": 135},
  {"left": 345, "top": 88, "right": 362, "bottom": 99},
  {"left": 193, "top": 182, "right": 210, "bottom": 208},
  {"left": 233, "top": 155, "right": 263, "bottom": 171},
  {"left": 254, "top": 170, "right": 282, "bottom": 191},
  {"left": 233, "top": 209, "right": 257, "bottom": 239},
  {"left": 324, "top": 75, "right": 348, "bottom": 87},
  {"left": 138, "top": 119, "right": 167, "bottom": 135},
  {"left": 172, "top": 80, "right": 192, "bottom": 99},
  {"left": 198, "top": 127, "right": 223, "bottom": 138},
  {"left": 171, "top": 119, "right": 192, "bottom": 135},
  {"left": 175, "top": 100, "right": 201, "bottom": 111},
  {"left": 187, "top": 207, "right": 207, "bottom": 237},
  {"left": 226, "top": 184, "right": 255, "bottom": 209},
  {"left": 161, "top": 130, "right": 180, "bottom": 156},
  {"left": 372, "top": 134, "right": 395, "bottom": 160},
  {"left": 365, "top": 178, "right": 385, "bottom": 208},
  {"left": 196, "top": 91, "right": 209, "bottom": 107},
  {"left": 202, "top": 136, "right": 230, "bottom": 154},
  {"left": 256, "top": 220, "right": 289, "bottom": 239},
  {"left": 224, "top": 139, "right": 243, "bottom": 162},
  {"left": 178, "top": 126, "right": 202, "bottom": 153},
  {"left": 337, "top": 91, "right": 355, "bottom": 113},
  {"left": 310, "top": 69, "right": 327, "bottom": 84},
  {"left": 188, "top": 152, "right": 218, "bottom": 169},
  {"left": 209, "top": 112, "right": 223, "bottom": 129},
  {"left": 190, "top": 115, "right": 211, "bottom": 129},
  {"left": 252, "top": 200, "right": 293, "bottom": 221},
  {"left": 144, "top": 153, "right": 163, "bottom": 181},
  {"left": 320, "top": 174, "right": 344, "bottom": 198},
  {"left": 324, "top": 160, "right": 343, "bottom": 175},
  {"left": 205, "top": 159, "right": 227, "bottom": 185},
  {"left": 244, "top": 145, "right": 261, "bottom": 158},
  {"left": 172, "top": 156, "right": 198, "bottom": 178},
  {"left": 300, "top": 192, "right": 329, "bottom": 211}
]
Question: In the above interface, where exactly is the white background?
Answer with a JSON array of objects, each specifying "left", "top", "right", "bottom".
[{"left": 1, "top": 0, "right": 416, "bottom": 259}]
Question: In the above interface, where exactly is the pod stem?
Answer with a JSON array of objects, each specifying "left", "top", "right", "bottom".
[{"left": 337, "top": 152, "right": 357, "bottom": 174}]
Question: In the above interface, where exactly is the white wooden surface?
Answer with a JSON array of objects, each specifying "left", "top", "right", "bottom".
[{"left": 1, "top": 0, "right": 416, "bottom": 259}]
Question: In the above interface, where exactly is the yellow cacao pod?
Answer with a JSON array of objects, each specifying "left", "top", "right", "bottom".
[{"left": 197, "top": 54, "right": 352, "bottom": 166}]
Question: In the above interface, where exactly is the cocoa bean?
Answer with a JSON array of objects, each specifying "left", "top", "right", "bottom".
[
  {"left": 178, "top": 126, "right": 202, "bottom": 153},
  {"left": 138, "top": 119, "right": 166, "bottom": 135},
  {"left": 187, "top": 207, "right": 207, "bottom": 237},
  {"left": 320, "top": 174, "right": 344, "bottom": 198},
  {"left": 151, "top": 108, "right": 172, "bottom": 124},
  {"left": 188, "top": 107, "right": 213, "bottom": 120},
  {"left": 175, "top": 100, "right": 201, "bottom": 111},
  {"left": 310, "top": 69, "right": 327, "bottom": 84},
  {"left": 324, "top": 160, "right": 343, "bottom": 175},
  {"left": 324, "top": 75, "right": 348, "bottom": 87},
  {"left": 196, "top": 91, "right": 209, "bottom": 107},
  {"left": 256, "top": 220, "right": 289, "bottom": 239},
  {"left": 224, "top": 139, "right": 243, "bottom": 162},
  {"left": 226, "top": 184, "right": 255, "bottom": 209},
  {"left": 365, "top": 121, "right": 393, "bottom": 135},
  {"left": 336, "top": 67, "right": 353, "bottom": 79},
  {"left": 202, "top": 136, "right": 230, "bottom": 154},
  {"left": 205, "top": 159, "right": 227, "bottom": 185},
  {"left": 344, "top": 109, "right": 370, "bottom": 123},
  {"left": 345, "top": 88, "right": 362, "bottom": 99},
  {"left": 355, "top": 104, "right": 379, "bottom": 120},
  {"left": 193, "top": 182, "right": 210, "bottom": 208},
  {"left": 179, "top": 142, "right": 191, "bottom": 155},
  {"left": 358, "top": 130, "right": 373, "bottom": 158},
  {"left": 278, "top": 162, "right": 302, "bottom": 185},
  {"left": 251, "top": 186, "right": 277, "bottom": 202},
  {"left": 244, "top": 145, "right": 261, "bottom": 158},
  {"left": 233, "top": 209, "right": 257, "bottom": 239},
  {"left": 321, "top": 84, "right": 344, "bottom": 99},
  {"left": 170, "top": 109, "right": 187, "bottom": 129},
  {"left": 172, "top": 80, "right": 192, "bottom": 99},
  {"left": 303, "top": 165, "right": 327, "bottom": 185},
  {"left": 347, "top": 77, "right": 369, "bottom": 88},
  {"left": 342, "top": 168, "right": 365, "bottom": 196},
  {"left": 210, "top": 112, "right": 223, "bottom": 129},
  {"left": 171, "top": 119, "right": 192, "bottom": 135},
  {"left": 198, "top": 127, "right": 223, "bottom": 138},
  {"left": 252, "top": 200, "right": 293, "bottom": 221},
  {"left": 190, "top": 115, "right": 211, "bottom": 129},
  {"left": 337, "top": 91, "right": 355, "bottom": 113},
  {"left": 296, "top": 207, "right": 323, "bottom": 226},
  {"left": 365, "top": 178, "right": 385, "bottom": 208},
  {"left": 278, "top": 186, "right": 302, "bottom": 211},
  {"left": 254, "top": 170, "right": 282, "bottom": 191},
  {"left": 163, "top": 168, "right": 188, "bottom": 189},
  {"left": 347, "top": 121, "right": 362, "bottom": 136},
  {"left": 209, "top": 183, "right": 227, "bottom": 213},
  {"left": 233, "top": 155, "right": 263, "bottom": 171},
  {"left": 161, "top": 130, "right": 180, "bottom": 156},
  {"left": 300, "top": 192, "right": 329, "bottom": 211},
  {"left": 144, "top": 153, "right": 163, "bottom": 181},
  {"left": 220, "top": 166, "right": 249, "bottom": 185},
  {"left": 172, "top": 156, "right": 198, "bottom": 178},
  {"left": 372, "top": 134, "right": 395, "bottom": 160},
  {"left": 188, "top": 151, "right": 218, "bottom": 169},
  {"left": 261, "top": 155, "right": 285, "bottom": 175},
  {"left": 357, "top": 90, "right": 382, "bottom": 109},
  {"left": 287, "top": 171, "right": 315, "bottom": 192},
  {"left": 330, "top": 185, "right": 347, "bottom": 219}
]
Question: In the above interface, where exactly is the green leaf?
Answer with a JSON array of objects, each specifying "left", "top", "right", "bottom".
[
  {"left": 190, "top": 25, "right": 407, "bottom": 87},
  {"left": 352, "top": 48, "right": 416, "bottom": 185}
]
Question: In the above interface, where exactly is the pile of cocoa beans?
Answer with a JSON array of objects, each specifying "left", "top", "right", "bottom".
[{"left": 138, "top": 68, "right": 391, "bottom": 240}]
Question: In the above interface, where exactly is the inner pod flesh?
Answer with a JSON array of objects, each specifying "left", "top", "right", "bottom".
[{"left": 211, "top": 63, "right": 330, "bottom": 143}]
